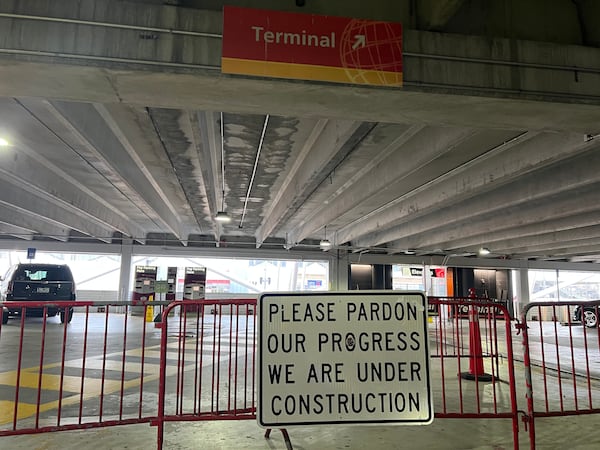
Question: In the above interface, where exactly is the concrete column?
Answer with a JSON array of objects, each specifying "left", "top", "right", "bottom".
[
  {"left": 118, "top": 239, "right": 133, "bottom": 302},
  {"left": 330, "top": 251, "right": 349, "bottom": 291},
  {"left": 512, "top": 268, "right": 530, "bottom": 318}
]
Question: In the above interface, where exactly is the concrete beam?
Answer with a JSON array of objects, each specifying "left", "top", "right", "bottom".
[
  {"left": 192, "top": 111, "right": 222, "bottom": 237},
  {"left": 388, "top": 181, "right": 600, "bottom": 257},
  {"left": 44, "top": 100, "right": 185, "bottom": 238},
  {"left": 0, "top": 222, "right": 34, "bottom": 241},
  {"left": 98, "top": 104, "right": 193, "bottom": 237},
  {"left": 507, "top": 237, "right": 600, "bottom": 258},
  {"left": 287, "top": 125, "right": 511, "bottom": 247},
  {"left": 428, "top": 207, "right": 600, "bottom": 255},
  {"left": 0, "top": 178, "right": 112, "bottom": 241},
  {"left": 257, "top": 119, "right": 374, "bottom": 246},
  {"left": 0, "top": 203, "right": 69, "bottom": 241},
  {"left": 347, "top": 132, "right": 596, "bottom": 247},
  {"left": 8, "top": 98, "right": 149, "bottom": 239},
  {"left": 514, "top": 241, "right": 600, "bottom": 260}
]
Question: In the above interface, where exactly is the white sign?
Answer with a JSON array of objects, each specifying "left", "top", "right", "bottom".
[{"left": 257, "top": 291, "right": 433, "bottom": 427}]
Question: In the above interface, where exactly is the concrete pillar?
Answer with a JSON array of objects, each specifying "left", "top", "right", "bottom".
[
  {"left": 512, "top": 268, "right": 530, "bottom": 318},
  {"left": 118, "top": 239, "right": 133, "bottom": 302},
  {"left": 329, "top": 251, "right": 349, "bottom": 291}
]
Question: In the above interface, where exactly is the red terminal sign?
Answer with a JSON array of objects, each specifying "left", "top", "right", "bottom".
[{"left": 222, "top": 6, "right": 403, "bottom": 87}]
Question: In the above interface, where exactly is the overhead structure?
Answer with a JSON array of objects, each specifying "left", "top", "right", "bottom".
[{"left": 0, "top": 0, "right": 600, "bottom": 265}]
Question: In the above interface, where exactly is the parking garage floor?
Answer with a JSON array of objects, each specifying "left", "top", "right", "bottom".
[
  {"left": 1, "top": 413, "right": 599, "bottom": 449},
  {"left": 2, "top": 313, "right": 599, "bottom": 449}
]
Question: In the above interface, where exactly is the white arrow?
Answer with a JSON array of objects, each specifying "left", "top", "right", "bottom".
[{"left": 352, "top": 35, "right": 366, "bottom": 50}]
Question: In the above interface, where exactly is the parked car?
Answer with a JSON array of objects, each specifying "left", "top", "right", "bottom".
[
  {"left": 1, "top": 263, "right": 76, "bottom": 324},
  {"left": 572, "top": 304, "right": 599, "bottom": 328}
]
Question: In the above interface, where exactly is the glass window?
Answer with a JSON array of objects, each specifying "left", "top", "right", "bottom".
[
  {"left": 392, "top": 264, "right": 447, "bottom": 296},
  {"left": 0, "top": 250, "right": 121, "bottom": 301},
  {"left": 133, "top": 256, "right": 329, "bottom": 299}
]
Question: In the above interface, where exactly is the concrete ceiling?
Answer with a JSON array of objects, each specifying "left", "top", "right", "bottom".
[
  {"left": 2, "top": 80, "right": 600, "bottom": 263},
  {"left": 1, "top": 0, "right": 600, "bottom": 265}
]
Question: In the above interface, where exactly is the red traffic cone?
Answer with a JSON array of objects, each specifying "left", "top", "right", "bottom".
[{"left": 460, "top": 306, "right": 493, "bottom": 381}]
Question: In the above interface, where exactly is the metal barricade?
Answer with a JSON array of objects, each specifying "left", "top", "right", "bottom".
[
  {"left": 520, "top": 300, "right": 600, "bottom": 449},
  {"left": 428, "top": 297, "right": 520, "bottom": 449},
  {"left": 0, "top": 300, "right": 167, "bottom": 435},
  {"left": 0, "top": 296, "right": 523, "bottom": 449},
  {"left": 155, "top": 299, "right": 258, "bottom": 449}
]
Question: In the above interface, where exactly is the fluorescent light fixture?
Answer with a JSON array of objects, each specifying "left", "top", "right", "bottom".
[
  {"left": 215, "top": 211, "right": 231, "bottom": 223},
  {"left": 0, "top": 138, "right": 9, "bottom": 146},
  {"left": 479, "top": 247, "right": 491, "bottom": 255},
  {"left": 319, "top": 239, "right": 332, "bottom": 250}
]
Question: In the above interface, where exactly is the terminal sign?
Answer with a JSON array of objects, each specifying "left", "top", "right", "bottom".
[
  {"left": 222, "top": 6, "right": 403, "bottom": 87},
  {"left": 257, "top": 292, "right": 433, "bottom": 427}
]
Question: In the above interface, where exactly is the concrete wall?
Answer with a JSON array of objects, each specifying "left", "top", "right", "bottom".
[
  {"left": 1, "top": 0, "right": 600, "bottom": 104},
  {"left": 152, "top": 0, "right": 599, "bottom": 47},
  {"left": 0, "top": 0, "right": 221, "bottom": 68},
  {"left": 2, "top": 0, "right": 599, "bottom": 52}
]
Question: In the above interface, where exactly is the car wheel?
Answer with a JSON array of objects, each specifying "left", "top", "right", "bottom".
[
  {"left": 60, "top": 308, "right": 73, "bottom": 324},
  {"left": 1, "top": 311, "right": 8, "bottom": 325},
  {"left": 582, "top": 309, "right": 598, "bottom": 328}
]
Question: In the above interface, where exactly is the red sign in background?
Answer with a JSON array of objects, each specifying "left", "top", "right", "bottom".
[{"left": 222, "top": 6, "right": 403, "bottom": 86}]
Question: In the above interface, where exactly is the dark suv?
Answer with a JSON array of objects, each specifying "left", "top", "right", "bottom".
[{"left": 1, "top": 263, "right": 76, "bottom": 324}]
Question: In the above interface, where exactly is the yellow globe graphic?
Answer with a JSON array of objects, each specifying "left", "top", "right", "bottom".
[{"left": 340, "top": 20, "right": 403, "bottom": 86}]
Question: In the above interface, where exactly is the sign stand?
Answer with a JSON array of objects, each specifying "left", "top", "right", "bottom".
[{"left": 264, "top": 428, "right": 292, "bottom": 450}]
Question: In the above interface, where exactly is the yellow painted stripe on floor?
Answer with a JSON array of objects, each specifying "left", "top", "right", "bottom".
[
  {"left": 125, "top": 348, "right": 162, "bottom": 358},
  {"left": 0, "top": 367, "right": 177, "bottom": 426},
  {"left": 0, "top": 400, "right": 41, "bottom": 423},
  {"left": 64, "top": 359, "right": 160, "bottom": 374},
  {"left": 0, "top": 371, "right": 99, "bottom": 393}
]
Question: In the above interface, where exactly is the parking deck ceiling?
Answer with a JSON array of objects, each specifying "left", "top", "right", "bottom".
[
  {"left": 1, "top": 5, "right": 600, "bottom": 265},
  {"left": 2, "top": 85, "right": 600, "bottom": 265}
]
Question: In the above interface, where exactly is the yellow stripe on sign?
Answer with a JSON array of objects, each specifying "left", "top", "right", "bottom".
[{"left": 222, "top": 57, "right": 403, "bottom": 87}]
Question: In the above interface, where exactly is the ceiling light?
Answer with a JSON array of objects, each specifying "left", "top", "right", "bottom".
[
  {"left": 319, "top": 239, "right": 332, "bottom": 250},
  {"left": 0, "top": 138, "right": 9, "bottom": 146},
  {"left": 320, "top": 225, "right": 332, "bottom": 250},
  {"left": 479, "top": 247, "right": 491, "bottom": 255},
  {"left": 215, "top": 211, "right": 231, "bottom": 223}
]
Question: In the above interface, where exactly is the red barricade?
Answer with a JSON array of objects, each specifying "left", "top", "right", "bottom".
[
  {"left": 0, "top": 300, "right": 164, "bottom": 435},
  {"left": 0, "top": 298, "right": 544, "bottom": 448},
  {"left": 427, "top": 297, "right": 519, "bottom": 449},
  {"left": 520, "top": 300, "right": 600, "bottom": 449},
  {"left": 155, "top": 300, "right": 258, "bottom": 448}
]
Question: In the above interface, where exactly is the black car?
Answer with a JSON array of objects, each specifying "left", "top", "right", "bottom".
[
  {"left": 573, "top": 304, "right": 599, "bottom": 328},
  {"left": 1, "top": 263, "right": 76, "bottom": 324}
]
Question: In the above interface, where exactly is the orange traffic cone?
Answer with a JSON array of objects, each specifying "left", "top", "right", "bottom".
[{"left": 460, "top": 306, "right": 493, "bottom": 381}]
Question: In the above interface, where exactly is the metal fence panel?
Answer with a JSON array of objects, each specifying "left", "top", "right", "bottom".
[
  {"left": 521, "top": 300, "right": 600, "bottom": 449},
  {"left": 0, "top": 296, "right": 541, "bottom": 450}
]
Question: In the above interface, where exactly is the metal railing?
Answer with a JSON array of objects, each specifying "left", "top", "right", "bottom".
[{"left": 1, "top": 296, "right": 599, "bottom": 449}]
